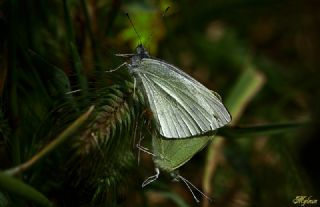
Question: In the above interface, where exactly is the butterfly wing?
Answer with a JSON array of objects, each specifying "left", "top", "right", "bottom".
[
  {"left": 152, "top": 133, "right": 213, "bottom": 172},
  {"left": 132, "top": 58, "right": 231, "bottom": 138}
]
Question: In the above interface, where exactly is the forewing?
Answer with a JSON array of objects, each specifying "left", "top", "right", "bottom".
[{"left": 133, "top": 58, "right": 231, "bottom": 138}]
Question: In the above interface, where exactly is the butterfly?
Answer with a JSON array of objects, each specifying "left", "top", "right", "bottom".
[
  {"left": 114, "top": 44, "right": 231, "bottom": 202},
  {"left": 121, "top": 44, "right": 231, "bottom": 138},
  {"left": 136, "top": 132, "right": 213, "bottom": 203}
]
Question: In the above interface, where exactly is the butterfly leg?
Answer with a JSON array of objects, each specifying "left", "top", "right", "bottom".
[
  {"left": 136, "top": 141, "right": 156, "bottom": 157},
  {"left": 115, "top": 53, "right": 135, "bottom": 57},
  {"left": 105, "top": 62, "right": 128, "bottom": 73},
  {"left": 142, "top": 168, "right": 160, "bottom": 187},
  {"left": 136, "top": 135, "right": 156, "bottom": 165}
]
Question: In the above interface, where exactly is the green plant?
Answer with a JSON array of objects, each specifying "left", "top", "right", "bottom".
[{"left": 0, "top": 0, "right": 315, "bottom": 206}]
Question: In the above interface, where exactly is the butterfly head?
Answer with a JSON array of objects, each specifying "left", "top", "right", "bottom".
[
  {"left": 130, "top": 45, "right": 150, "bottom": 67},
  {"left": 136, "top": 44, "right": 149, "bottom": 59}
]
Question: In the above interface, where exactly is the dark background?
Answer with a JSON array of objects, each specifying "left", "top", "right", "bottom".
[{"left": 0, "top": 0, "right": 319, "bottom": 206}]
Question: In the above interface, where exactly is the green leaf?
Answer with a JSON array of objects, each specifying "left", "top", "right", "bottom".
[{"left": 0, "top": 171, "right": 53, "bottom": 207}]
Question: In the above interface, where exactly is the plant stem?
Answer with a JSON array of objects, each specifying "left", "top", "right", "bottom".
[
  {"left": 202, "top": 68, "right": 265, "bottom": 207},
  {"left": 5, "top": 106, "right": 95, "bottom": 176}
]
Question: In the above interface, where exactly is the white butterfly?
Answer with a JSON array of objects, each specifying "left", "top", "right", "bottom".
[{"left": 116, "top": 45, "right": 231, "bottom": 138}]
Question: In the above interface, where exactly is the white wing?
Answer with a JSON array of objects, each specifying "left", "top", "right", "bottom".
[{"left": 131, "top": 58, "right": 231, "bottom": 138}]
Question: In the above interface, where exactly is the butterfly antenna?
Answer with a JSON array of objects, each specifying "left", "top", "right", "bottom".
[
  {"left": 178, "top": 175, "right": 212, "bottom": 203},
  {"left": 145, "top": 6, "right": 171, "bottom": 51},
  {"left": 126, "top": 13, "right": 142, "bottom": 45},
  {"left": 162, "top": 6, "right": 170, "bottom": 17},
  {"left": 178, "top": 175, "right": 200, "bottom": 203}
]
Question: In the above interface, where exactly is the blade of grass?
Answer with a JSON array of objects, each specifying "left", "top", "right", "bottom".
[
  {"left": 62, "top": 0, "right": 88, "bottom": 97},
  {"left": 0, "top": 51, "right": 7, "bottom": 96},
  {"left": 218, "top": 122, "right": 307, "bottom": 138},
  {"left": 202, "top": 67, "right": 265, "bottom": 207},
  {"left": 226, "top": 68, "right": 266, "bottom": 121},
  {"left": 20, "top": 47, "right": 51, "bottom": 103},
  {"left": 5, "top": 106, "right": 94, "bottom": 176},
  {"left": 28, "top": 50, "right": 72, "bottom": 94},
  {"left": 8, "top": 0, "right": 21, "bottom": 165},
  {"left": 0, "top": 171, "right": 53, "bottom": 207},
  {"left": 80, "top": 0, "right": 102, "bottom": 74}
]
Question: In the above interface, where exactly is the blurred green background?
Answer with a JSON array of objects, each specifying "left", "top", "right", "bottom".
[{"left": 0, "top": 0, "right": 319, "bottom": 206}]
